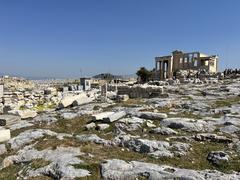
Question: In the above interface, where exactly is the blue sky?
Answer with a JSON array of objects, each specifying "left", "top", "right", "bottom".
[{"left": 0, "top": 0, "right": 240, "bottom": 78}]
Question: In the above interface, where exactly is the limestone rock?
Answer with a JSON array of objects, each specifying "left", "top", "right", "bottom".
[
  {"left": 76, "top": 134, "right": 112, "bottom": 146},
  {"left": 61, "top": 112, "right": 78, "bottom": 120},
  {"left": 101, "top": 159, "right": 240, "bottom": 180},
  {"left": 8, "top": 120, "right": 34, "bottom": 130},
  {"left": 220, "top": 125, "right": 240, "bottom": 134},
  {"left": 193, "top": 133, "right": 232, "bottom": 143},
  {"left": 92, "top": 112, "right": 115, "bottom": 121},
  {"left": 207, "top": 151, "right": 230, "bottom": 165},
  {"left": 8, "top": 129, "right": 57, "bottom": 150},
  {"left": 118, "top": 117, "right": 146, "bottom": 125},
  {"left": 149, "top": 150, "right": 174, "bottom": 158},
  {"left": 31, "top": 114, "right": 58, "bottom": 124},
  {"left": 114, "top": 135, "right": 189, "bottom": 158},
  {"left": 136, "top": 111, "right": 167, "bottom": 120},
  {"left": 3, "top": 146, "right": 90, "bottom": 179},
  {"left": 161, "top": 118, "right": 215, "bottom": 132},
  {"left": 150, "top": 127, "right": 178, "bottom": 135}
]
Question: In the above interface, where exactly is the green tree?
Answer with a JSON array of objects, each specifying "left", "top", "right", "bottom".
[{"left": 136, "top": 67, "right": 152, "bottom": 83}]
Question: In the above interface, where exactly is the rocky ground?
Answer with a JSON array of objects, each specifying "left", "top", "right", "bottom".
[{"left": 0, "top": 78, "right": 240, "bottom": 179}]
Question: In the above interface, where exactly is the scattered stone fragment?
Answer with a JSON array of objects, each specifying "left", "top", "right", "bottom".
[
  {"left": 85, "top": 122, "right": 96, "bottom": 130},
  {"left": 56, "top": 133, "right": 73, "bottom": 140},
  {"left": 146, "top": 121, "right": 156, "bottom": 128}
]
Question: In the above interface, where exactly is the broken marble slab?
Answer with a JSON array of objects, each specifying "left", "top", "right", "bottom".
[
  {"left": 102, "top": 111, "right": 126, "bottom": 123},
  {"left": 58, "top": 93, "right": 93, "bottom": 108}
]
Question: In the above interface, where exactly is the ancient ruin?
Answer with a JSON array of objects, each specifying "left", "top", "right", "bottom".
[{"left": 155, "top": 50, "right": 219, "bottom": 80}]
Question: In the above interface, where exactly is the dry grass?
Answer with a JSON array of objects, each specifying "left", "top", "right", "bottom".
[{"left": 212, "top": 96, "right": 240, "bottom": 108}]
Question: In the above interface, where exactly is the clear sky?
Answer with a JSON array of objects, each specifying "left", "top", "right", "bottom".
[{"left": 0, "top": 0, "right": 240, "bottom": 78}]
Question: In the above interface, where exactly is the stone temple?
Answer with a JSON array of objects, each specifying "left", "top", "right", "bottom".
[{"left": 154, "top": 50, "right": 219, "bottom": 80}]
